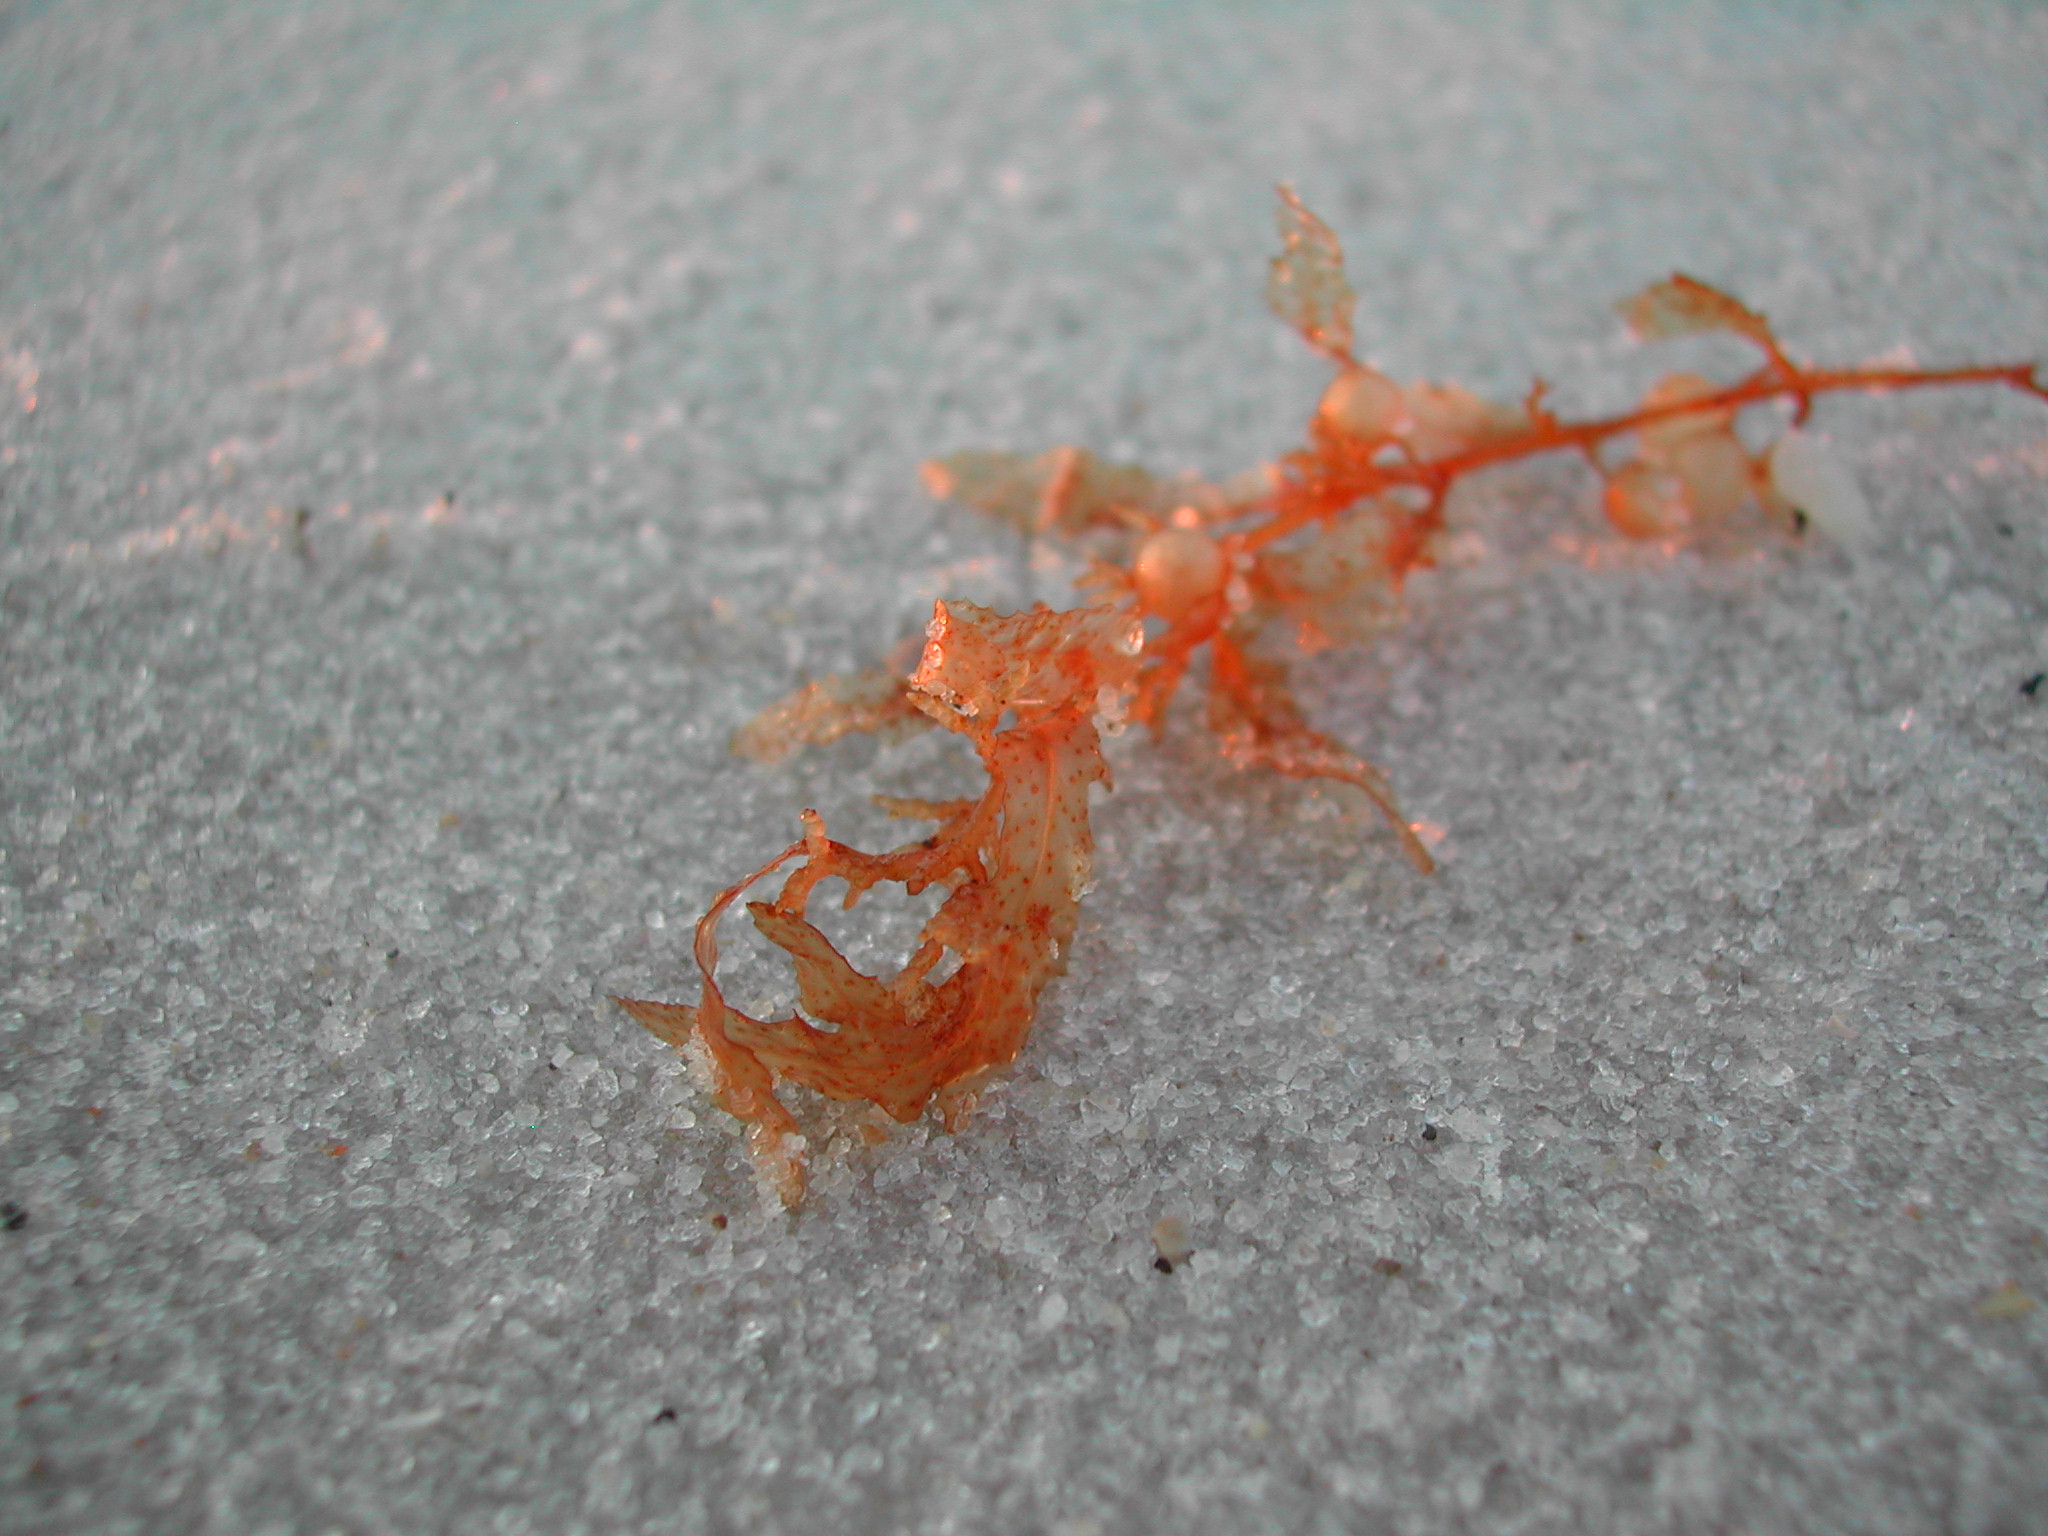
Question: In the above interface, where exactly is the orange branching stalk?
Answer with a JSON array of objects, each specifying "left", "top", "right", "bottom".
[{"left": 621, "top": 188, "right": 2045, "bottom": 1203}]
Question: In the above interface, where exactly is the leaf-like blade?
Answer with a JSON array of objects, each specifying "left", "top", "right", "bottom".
[
  {"left": 1253, "top": 498, "right": 1405, "bottom": 651},
  {"left": 1266, "top": 185, "right": 1356, "bottom": 364},
  {"left": 732, "top": 668, "right": 930, "bottom": 762},
  {"left": 612, "top": 996, "right": 695, "bottom": 1051},
  {"left": 919, "top": 449, "right": 1050, "bottom": 531},
  {"left": 1207, "top": 635, "right": 1433, "bottom": 873},
  {"left": 747, "top": 901, "right": 904, "bottom": 1034},
  {"left": 922, "top": 447, "right": 1187, "bottom": 537},
  {"left": 1618, "top": 274, "right": 1780, "bottom": 355}
]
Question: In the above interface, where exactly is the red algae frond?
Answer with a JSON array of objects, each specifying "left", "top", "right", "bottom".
[
  {"left": 622, "top": 189, "right": 2045, "bottom": 1202},
  {"left": 617, "top": 602, "right": 1140, "bottom": 1204},
  {"left": 730, "top": 667, "right": 928, "bottom": 762},
  {"left": 1267, "top": 183, "right": 1358, "bottom": 366}
]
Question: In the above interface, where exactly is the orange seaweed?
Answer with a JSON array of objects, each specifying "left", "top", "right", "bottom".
[
  {"left": 618, "top": 601, "right": 1141, "bottom": 1204},
  {"left": 622, "top": 190, "right": 2045, "bottom": 1202}
]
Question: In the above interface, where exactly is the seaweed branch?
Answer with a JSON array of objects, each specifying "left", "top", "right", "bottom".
[{"left": 620, "top": 190, "right": 2044, "bottom": 1202}]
